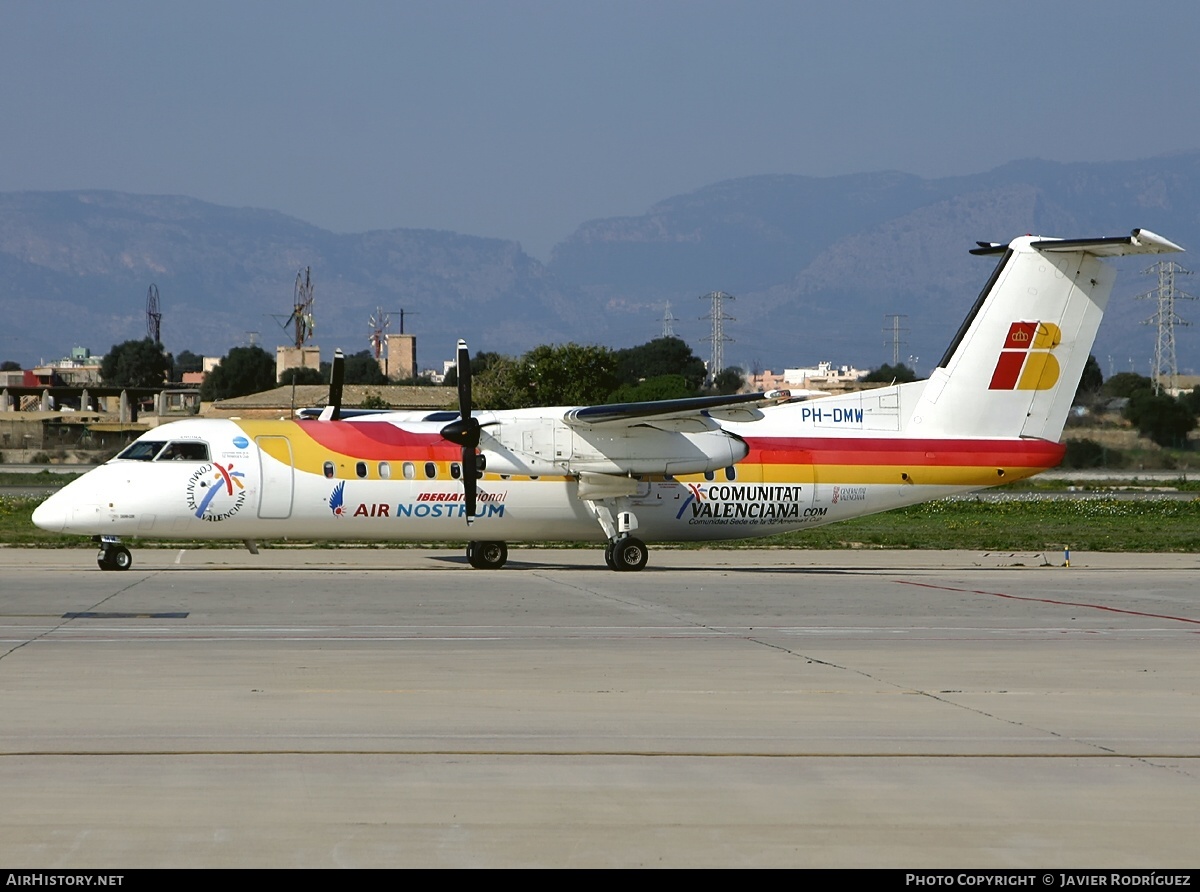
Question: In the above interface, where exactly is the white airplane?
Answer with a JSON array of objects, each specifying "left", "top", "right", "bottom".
[{"left": 33, "top": 229, "right": 1182, "bottom": 572}]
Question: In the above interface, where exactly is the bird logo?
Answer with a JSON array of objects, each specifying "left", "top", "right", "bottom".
[{"left": 328, "top": 481, "right": 346, "bottom": 518}]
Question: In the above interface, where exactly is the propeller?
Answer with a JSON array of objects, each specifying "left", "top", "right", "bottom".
[
  {"left": 439, "top": 339, "right": 482, "bottom": 522},
  {"left": 317, "top": 349, "right": 345, "bottom": 421}
]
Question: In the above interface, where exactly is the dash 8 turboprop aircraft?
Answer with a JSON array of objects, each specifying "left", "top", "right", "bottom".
[{"left": 34, "top": 229, "right": 1182, "bottom": 571}]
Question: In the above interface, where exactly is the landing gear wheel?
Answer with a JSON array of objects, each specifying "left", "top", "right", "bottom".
[
  {"left": 609, "top": 536, "right": 648, "bottom": 572},
  {"left": 604, "top": 542, "right": 616, "bottom": 570},
  {"left": 97, "top": 545, "right": 132, "bottom": 572},
  {"left": 467, "top": 540, "right": 508, "bottom": 569}
]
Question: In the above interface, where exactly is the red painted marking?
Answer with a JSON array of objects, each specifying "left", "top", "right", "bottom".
[
  {"left": 743, "top": 437, "right": 1065, "bottom": 468},
  {"left": 1002, "top": 321, "right": 1037, "bottom": 350},
  {"left": 212, "top": 462, "right": 234, "bottom": 494},
  {"left": 988, "top": 350, "right": 1027, "bottom": 390},
  {"left": 297, "top": 421, "right": 458, "bottom": 461},
  {"left": 898, "top": 580, "right": 1200, "bottom": 626}
]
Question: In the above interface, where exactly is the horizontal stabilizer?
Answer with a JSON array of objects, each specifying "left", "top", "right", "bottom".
[{"left": 970, "top": 228, "right": 1183, "bottom": 257}]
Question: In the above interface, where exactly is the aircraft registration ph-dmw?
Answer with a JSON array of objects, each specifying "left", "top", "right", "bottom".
[{"left": 33, "top": 229, "right": 1183, "bottom": 571}]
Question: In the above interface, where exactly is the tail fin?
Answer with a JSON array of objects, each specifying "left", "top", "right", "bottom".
[{"left": 910, "top": 229, "right": 1183, "bottom": 441}]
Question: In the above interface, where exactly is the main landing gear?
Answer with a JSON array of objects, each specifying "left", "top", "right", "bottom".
[
  {"left": 96, "top": 537, "right": 132, "bottom": 572},
  {"left": 604, "top": 536, "right": 648, "bottom": 572},
  {"left": 466, "top": 540, "right": 508, "bottom": 569},
  {"left": 462, "top": 537, "right": 650, "bottom": 572},
  {"left": 586, "top": 501, "right": 650, "bottom": 572}
]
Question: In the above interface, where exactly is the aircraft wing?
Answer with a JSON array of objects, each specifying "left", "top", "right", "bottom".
[{"left": 562, "top": 390, "right": 791, "bottom": 431}]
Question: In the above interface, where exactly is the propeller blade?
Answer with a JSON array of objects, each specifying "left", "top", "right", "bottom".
[
  {"left": 462, "top": 446, "right": 477, "bottom": 520},
  {"left": 456, "top": 339, "right": 471, "bottom": 424},
  {"left": 440, "top": 339, "right": 480, "bottom": 522},
  {"left": 318, "top": 349, "right": 345, "bottom": 421}
]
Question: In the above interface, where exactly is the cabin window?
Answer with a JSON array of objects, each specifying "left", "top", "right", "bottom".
[
  {"left": 403, "top": 462, "right": 415, "bottom": 479},
  {"left": 704, "top": 471, "right": 715, "bottom": 481},
  {"left": 117, "top": 441, "right": 166, "bottom": 461},
  {"left": 424, "top": 461, "right": 437, "bottom": 479},
  {"left": 379, "top": 462, "right": 391, "bottom": 479},
  {"left": 450, "top": 462, "right": 462, "bottom": 480},
  {"left": 323, "top": 461, "right": 335, "bottom": 479},
  {"left": 155, "top": 441, "right": 209, "bottom": 462},
  {"left": 355, "top": 461, "right": 368, "bottom": 479},
  {"left": 724, "top": 466, "right": 736, "bottom": 481}
]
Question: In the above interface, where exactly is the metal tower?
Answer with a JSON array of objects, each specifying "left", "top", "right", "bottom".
[
  {"left": 1137, "top": 260, "right": 1194, "bottom": 393},
  {"left": 882, "top": 314, "right": 908, "bottom": 366},
  {"left": 699, "top": 291, "right": 735, "bottom": 380},
  {"left": 661, "top": 301, "right": 677, "bottom": 338},
  {"left": 146, "top": 284, "right": 162, "bottom": 344}
]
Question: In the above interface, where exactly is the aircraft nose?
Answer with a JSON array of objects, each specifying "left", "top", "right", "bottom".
[{"left": 31, "top": 493, "right": 67, "bottom": 533}]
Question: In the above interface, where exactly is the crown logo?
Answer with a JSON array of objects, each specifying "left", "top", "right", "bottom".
[{"left": 1010, "top": 330, "right": 1030, "bottom": 342}]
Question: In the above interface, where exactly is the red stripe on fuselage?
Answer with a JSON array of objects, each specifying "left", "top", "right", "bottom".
[
  {"left": 743, "top": 437, "right": 1065, "bottom": 468},
  {"left": 293, "top": 422, "right": 1064, "bottom": 471},
  {"left": 296, "top": 420, "right": 460, "bottom": 461}
]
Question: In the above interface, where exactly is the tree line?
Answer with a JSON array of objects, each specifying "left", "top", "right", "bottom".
[{"left": 92, "top": 336, "right": 746, "bottom": 406}]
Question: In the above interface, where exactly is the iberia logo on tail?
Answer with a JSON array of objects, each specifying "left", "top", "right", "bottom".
[{"left": 988, "top": 321, "right": 1061, "bottom": 390}]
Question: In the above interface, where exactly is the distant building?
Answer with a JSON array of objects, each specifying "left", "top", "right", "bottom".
[
  {"left": 30, "top": 347, "right": 103, "bottom": 387},
  {"left": 208, "top": 383, "right": 453, "bottom": 419},
  {"left": 276, "top": 345, "right": 321, "bottom": 383},
  {"left": 382, "top": 334, "right": 417, "bottom": 381},
  {"left": 1160, "top": 374, "right": 1200, "bottom": 397},
  {"left": 748, "top": 361, "right": 867, "bottom": 394}
]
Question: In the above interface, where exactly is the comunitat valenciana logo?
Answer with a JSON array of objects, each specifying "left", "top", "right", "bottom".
[
  {"left": 988, "top": 321, "right": 1062, "bottom": 391},
  {"left": 185, "top": 462, "right": 247, "bottom": 521}
]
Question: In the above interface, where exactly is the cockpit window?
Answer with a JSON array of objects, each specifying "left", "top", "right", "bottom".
[
  {"left": 156, "top": 441, "right": 210, "bottom": 462},
  {"left": 117, "top": 441, "right": 167, "bottom": 461}
]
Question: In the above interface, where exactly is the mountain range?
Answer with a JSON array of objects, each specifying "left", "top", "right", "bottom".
[{"left": 3, "top": 152, "right": 1199, "bottom": 378}]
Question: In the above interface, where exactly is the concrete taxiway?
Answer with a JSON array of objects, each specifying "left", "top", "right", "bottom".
[{"left": 1, "top": 546, "right": 1197, "bottom": 867}]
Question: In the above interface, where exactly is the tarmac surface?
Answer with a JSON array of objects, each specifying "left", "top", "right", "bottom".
[{"left": 1, "top": 545, "right": 1198, "bottom": 868}]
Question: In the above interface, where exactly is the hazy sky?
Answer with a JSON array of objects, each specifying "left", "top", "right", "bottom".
[{"left": 3, "top": 1, "right": 1200, "bottom": 260}]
